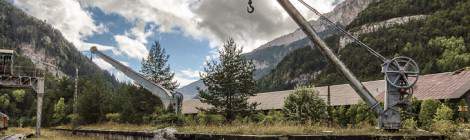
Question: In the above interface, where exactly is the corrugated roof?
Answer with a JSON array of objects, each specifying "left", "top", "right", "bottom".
[{"left": 183, "top": 70, "right": 470, "bottom": 114}]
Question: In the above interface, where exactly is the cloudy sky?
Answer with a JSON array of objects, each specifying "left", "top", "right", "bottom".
[{"left": 10, "top": 0, "right": 341, "bottom": 87}]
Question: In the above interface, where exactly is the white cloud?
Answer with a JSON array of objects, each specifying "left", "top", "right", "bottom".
[
  {"left": 77, "top": 0, "right": 339, "bottom": 53},
  {"left": 175, "top": 69, "right": 201, "bottom": 87},
  {"left": 181, "top": 69, "right": 202, "bottom": 79},
  {"left": 12, "top": 0, "right": 106, "bottom": 51},
  {"left": 114, "top": 35, "right": 149, "bottom": 60},
  {"left": 12, "top": 0, "right": 341, "bottom": 84}
]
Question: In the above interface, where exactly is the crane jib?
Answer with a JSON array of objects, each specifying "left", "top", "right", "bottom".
[
  {"left": 90, "top": 47, "right": 175, "bottom": 108},
  {"left": 277, "top": 0, "right": 384, "bottom": 115}
]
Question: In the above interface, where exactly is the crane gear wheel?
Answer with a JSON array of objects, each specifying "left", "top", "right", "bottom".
[{"left": 384, "top": 56, "right": 419, "bottom": 89}]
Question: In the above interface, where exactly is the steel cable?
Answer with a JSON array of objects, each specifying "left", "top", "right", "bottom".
[{"left": 297, "top": 0, "right": 387, "bottom": 62}]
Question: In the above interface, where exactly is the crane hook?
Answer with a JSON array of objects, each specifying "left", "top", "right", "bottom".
[{"left": 247, "top": 0, "right": 254, "bottom": 13}]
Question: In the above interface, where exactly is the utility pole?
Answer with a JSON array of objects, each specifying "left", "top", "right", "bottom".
[
  {"left": 327, "top": 85, "right": 332, "bottom": 126},
  {"left": 72, "top": 67, "right": 78, "bottom": 130},
  {"left": 327, "top": 85, "right": 331, "bottom": 106}
]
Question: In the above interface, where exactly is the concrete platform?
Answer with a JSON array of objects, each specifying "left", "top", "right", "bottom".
[{"left": 53, "top": 128, "right": 446, "bottom": 140}]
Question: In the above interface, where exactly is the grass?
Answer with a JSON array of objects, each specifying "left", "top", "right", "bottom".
[
  {"left": 10, "top": 122, "right": 469, "bottom": 139},
  {"left": 176, "top": 122, "right": 435, "bottom": 136},
  {"left": 56, "top": 122, "right": 436, "bottom": 136}
]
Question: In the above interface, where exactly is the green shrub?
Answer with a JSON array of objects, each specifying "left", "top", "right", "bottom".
[
  {"left": 261, "top": 111, "right": 284, "bottom": 125},
  {"left": 52, "top": 98, "right": 66, "bottom": 125},
  {"left": 431, "top": 120, "right": 457, "bottom": 135},
  {"left": 184, "top": 115, "right": 196, "bottom": 125},
  {"left": 457, "top": 99, "right": 469, "bottom": 122},
  {"left": 352, "top": 102, "right": 376, "bottom": 126},
  {"left": 67, "top": 114, "right": 79, "bottom": 126},
  {"left": 233, "top": 115, "right": 250, "bottom": 124},
  {"left": 419, "top": 100, "right": 440, "bottom": 129},
  {"left": 434, "top": 104, "right": 453, "bottom": 121},
  {"left": 283, "top": 85, "right": 328, "bottom": 123},
  {"left": 17, "top": 117, "right": 30, "bottom": 127},
  {"left": 195, "top": 112, "right": 225, "bottom": 125},
  {"left": 155, "top": 113, "right": 184, "bottom": 125},
  {"left": 250, "top": 112, "right": 266, "bottom": 123},
  {"left": 402, "top": 118, "right": 418, "bottom": 130},
  {"left": 105, "top": 113, "right": 121, "bottom": 123},
  {"left": 206, "top": 114, "right": 225, "bottom": 125},
  {"left": 196, "top": 112, "right": 207, "bottom": 124},
  {"left": 331, "top": 106, "right": 349, "bottom": 127}
]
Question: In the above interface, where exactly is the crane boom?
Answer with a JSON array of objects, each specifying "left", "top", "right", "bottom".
[
  {"left": 90, "top": 46, "right": 177, "bottom": 109},
  {"left": 277, "top": 0, "right": 384, "bottom": 118}
]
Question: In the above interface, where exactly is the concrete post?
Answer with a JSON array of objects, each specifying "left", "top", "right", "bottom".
[
  {"left": 35, "top": 78, "right": 45, "bottom": 137},
  {"left": 73, "top": 68, "right": 78, "bottom": 130}
]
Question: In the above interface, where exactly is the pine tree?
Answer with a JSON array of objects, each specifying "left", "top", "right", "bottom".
[
  {"left": 53, "top": 98, "right": 66, "bottom": 125},
  {"left": 141, "top": 41, "right": 179, "bottom": 91},
  {"left": 199, "top": 38, "right": 257, "bottom": 122}
]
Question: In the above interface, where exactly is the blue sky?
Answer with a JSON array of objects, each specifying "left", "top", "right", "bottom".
[
  {"left": 11, "top": 0, "right": 340, "bottom": 87},
  {"left": 82, "top": 7, "right": 212, "bottom": 85}
]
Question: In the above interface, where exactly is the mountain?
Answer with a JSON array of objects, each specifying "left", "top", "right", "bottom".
[
  {"left": 258, "top": 0, "right": 470, "bottom": 92},
  {"left": 177, "top": 0, "right": 378, "bottom": 100},
  {"left": 0, "top": 0, "right": 115, "bottom": 81}
]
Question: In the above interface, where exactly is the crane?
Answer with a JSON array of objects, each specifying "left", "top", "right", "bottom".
[
  {"left": 246, "top": 0, "right": 419, "bottom": 130},
  {"left": 90, "top": 46, "right": 183, "bottom": 114}
]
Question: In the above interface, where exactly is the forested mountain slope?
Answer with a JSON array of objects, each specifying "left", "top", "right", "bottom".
[
  {"left": 258, "top": 0, "right": 470, "bottom": 92},
  {"left": 0, "top": 0, "right": 111, "bottom": 79},
  {"left": 0, "top": 0, "right": 163, "bottom": 127}
]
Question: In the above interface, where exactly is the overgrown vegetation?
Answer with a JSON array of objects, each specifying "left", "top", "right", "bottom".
[{"left": 283, "top": 85, "right": 328, "bottom": 123}]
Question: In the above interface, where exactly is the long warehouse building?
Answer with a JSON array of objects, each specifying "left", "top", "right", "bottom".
[{"left": 182, "top": 69, "right": 470, "bottom": 115}]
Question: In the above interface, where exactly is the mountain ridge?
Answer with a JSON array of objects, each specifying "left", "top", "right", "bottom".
[
  {"left": 0, "top": 0, "right": 115, "bottom": 81},
  {"left": 178, "top": 0, "right": 378, "bottom": 100}
]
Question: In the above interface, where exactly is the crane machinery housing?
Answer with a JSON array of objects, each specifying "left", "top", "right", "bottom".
[{"left": 275, "top": 0, "right": 420, "bottom": 130}]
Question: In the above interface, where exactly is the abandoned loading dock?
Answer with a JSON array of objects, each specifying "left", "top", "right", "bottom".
[{"left": 182, "top": 70, "right": 470, "bottom": 114}]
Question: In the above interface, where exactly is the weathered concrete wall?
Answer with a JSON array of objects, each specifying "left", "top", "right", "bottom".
[
  {"left": 54, "top": 128, "right": 155, "bottom": 140},
  {"left": 53, "top": 128, "right": 446, "bottom": 140},
  {"left": 175, "top": 133, "right": 445, "bottom": 140}
]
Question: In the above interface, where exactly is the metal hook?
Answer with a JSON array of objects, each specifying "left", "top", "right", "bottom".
[{"left": 247, "top": 0, "right": 254, "bottom": 13}]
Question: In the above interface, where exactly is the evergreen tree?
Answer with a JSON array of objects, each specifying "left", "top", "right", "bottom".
[
  {"left": 52, "top": 98, "right": 66, "bottom": 124},
  {"left": 141, "top": 41, "right": 179, "bottom": 91},
  {"left": 199, "top": 38, "right": 257, "bottom": 122},
  {"left": 430, "top": 36, "right": 470, "bottom": 71}
]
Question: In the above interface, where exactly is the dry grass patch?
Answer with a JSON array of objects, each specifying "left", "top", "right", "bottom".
[{"left": 177, "top": 123, "right": 439, "bottom": 136}]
